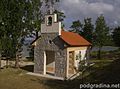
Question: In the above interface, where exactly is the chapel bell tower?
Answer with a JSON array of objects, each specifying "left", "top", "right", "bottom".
[{"left": 41, "top": 0, "right": 61, "bottom": 35}]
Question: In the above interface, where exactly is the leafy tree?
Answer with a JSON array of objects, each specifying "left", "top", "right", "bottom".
[
  {"left": 0, "top": 39, "right": 2, "bottom": 70},
  {"left": 0, "top": 20, "right": 3, "bottom": 70},
  {"left": 112, "top": 26, "right": 120, "bottom": 47},
  {"left": 0, "top": 0, "right": 62, "bottom": 68},
  {"left": 54, "top": 10, "right": 65, "bottom": 21},
  {"left": 0, "top": 0, "right": 32, "bottom": 68},
  {"left": 94, "top": 15, "right": 110, "bottom": 59},
  {"left": 82, "top": 18, "right": 94, "bottom": 43},
  {"left": 70, "top": 20, "right": 83, "bottom": 34},
  {"left": 70, "top": 18, "right": 94, "bottom": 43},
  {"left": 0, "top": 1, "right": 12, "bottom": 68},
  {"left": 44, "top": 0, "right": 60, "bottom": 10},
  {"left": 28, "top": 0, "right": 43, "bottom": 38}
]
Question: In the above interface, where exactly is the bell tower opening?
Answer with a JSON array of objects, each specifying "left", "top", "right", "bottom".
[{"left": 47, "top": 16, "right": 52, "bottom": 26}]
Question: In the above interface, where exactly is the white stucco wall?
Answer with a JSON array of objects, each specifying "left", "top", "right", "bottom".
[
  {"left": 75, "top": 49, "right": 87, "bottom": 61},
  {"left": 67, "top": 47, "right": 88, "bottom": 61},
  {"left": 67, "top": 47, "right": 88, "bottom": 70}
]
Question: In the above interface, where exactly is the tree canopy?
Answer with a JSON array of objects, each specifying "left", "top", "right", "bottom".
[
  {"left": 94, "top": 15, "right": 110, "bottom": 59},
  {"left": 70, "top": 15, "right": 111, "bottom": 59},
  {"left": 82, "top": 18, "right": 94, "bottom": 43},
  {"left": 70, "top": 20, "right": 83, "bottom": 34},
  {"left": 0, "top": 0, "right": 62, "bottom": 68}
]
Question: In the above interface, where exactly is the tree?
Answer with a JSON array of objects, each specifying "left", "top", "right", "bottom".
[
  {"left": 44, "top": 0, "right": 60, "bottom": 12},
  {"left": 0, "top": 2, "right": 11, "bottom": 68},
  {"left": 54, "top": 10, "right": 65, "bottom": 21},
  {"left": 112, "top": 26, "right": 120, "bottom": 47},
  {"left": 0, "top": 0, "right": 62, "bottom": 68},
  {"left": 28, "top": 0, "right": 43, "bottom": 38},
  {"left": 94, "top": 15, "right": 110, "bottom": 59},
  {"left": 0, "top": 0, "right": 31, "bottom": 68},
  {"left": 0, "top": 39, "right": 2, "bottom": 70},
  {"left": 0, "top": 20, "right": 3, "bottom": 70},
  {"left": 70, "top": 20, "right": 83, "bottom": 34},
  {"left": 82, "top": 18, "right": 94, "bottom": 43}
]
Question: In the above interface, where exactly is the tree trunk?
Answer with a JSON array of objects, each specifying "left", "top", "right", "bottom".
[
  {"left": 15, "top": 52, "right": 19, "bottom": 68},
  {"left": 0, "top": 53, "right": 1, "bottom": 71},
  {"left": 6, "top": 58, "right": 9, "bottom": 68},
  {"left": 36, "top": 31, "right": 39, "bottom": 38},
  {"left": 87, "top": 46, "right": 92, "bottom": 66},
  {"left": 97, "top": 46, "right": 101, "bottom": 59}
]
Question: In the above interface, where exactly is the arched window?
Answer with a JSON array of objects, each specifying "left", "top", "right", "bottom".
[{"left": 47, "top": 16, "right": 52, "bottom": 26}]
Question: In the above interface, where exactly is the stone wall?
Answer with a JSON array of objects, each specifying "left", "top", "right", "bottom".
[
  {"left": 34, "top": 33, "right": 67, "bottom": 78},
  {"left": 55, "top": 49, "right": 67, "bottom": 78},
  {"left": 34, "top": 48, "right": 44, "bottom": 74}
]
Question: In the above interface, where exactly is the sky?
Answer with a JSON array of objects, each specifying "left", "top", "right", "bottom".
[{"left": 59, "top": 0, "right": 120, "bottom": 29}]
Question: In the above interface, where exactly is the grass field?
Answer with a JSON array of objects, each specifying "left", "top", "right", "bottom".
[
  {"left": 0, "top": 49, "right": 120, "bottom": 89},
  {"left": 0, "top": 68, "right": 69, "bottom": 89}
]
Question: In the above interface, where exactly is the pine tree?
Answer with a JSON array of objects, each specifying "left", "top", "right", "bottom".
[
  {"left": 70, "top": 20, "right": 83, "bottom": 34},
  {"left": 94, "top": 15, "right": 110, "bottom": 59},
  {"left": 112, "top": 26, "right": 120, "bottom": 47},
  {"left": 82, "top": 18, "right": 94, "bottom": 43}
]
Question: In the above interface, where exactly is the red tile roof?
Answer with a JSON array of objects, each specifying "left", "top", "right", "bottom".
[{"left": 60, "top": 30, "right": 91, "bottom": 46}]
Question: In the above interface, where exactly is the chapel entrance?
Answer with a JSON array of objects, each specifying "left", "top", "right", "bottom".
[
  {"left": 46, "top": 51, "right": 55, "bottom": 75},
  {"left": 68, "top": 51, "right": 75, "bottom": 75}
]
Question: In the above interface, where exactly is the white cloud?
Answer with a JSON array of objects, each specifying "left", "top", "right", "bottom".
[
  {"left": 89, "top": 2, "right": 114, "bottom": 14},
  {"left": 61, "top": 0, "right": 114, "bottom": 16},
  {"left": 59, "top": 0, "right": 120, "bottom": 28}
]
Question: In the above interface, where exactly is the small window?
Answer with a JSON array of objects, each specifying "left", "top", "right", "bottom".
[
  {"left": 49, "top": 40, "right": 52, "bottom": 44},
  {"left": 47, "top": 16, "right": 52, "bottom": 26}
]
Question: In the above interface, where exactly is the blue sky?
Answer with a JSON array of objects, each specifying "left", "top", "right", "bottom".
[{"left": 59, "top": 0, "right": 120, "bottom": 29}]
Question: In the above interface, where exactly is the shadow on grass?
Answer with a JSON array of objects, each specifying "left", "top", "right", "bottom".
[
  {"left": 20, "top": 65, "right": 34, "bottom": 72},
  {"left": 35, "top": 58, "right": 120, "bottom": 89},
  {"left": 32, "top": 78, "right": 74, "bottom": 89},
  {"left": 71, "top": 58, "right": 120, "bottom": 88},
  {"left": 84, "top": 58, "right": 120, "bottom": 83}
]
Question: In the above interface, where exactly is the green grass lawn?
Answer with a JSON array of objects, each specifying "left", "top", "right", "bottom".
[
  {"left": 80, "top": 50, "right": 120, "bottom": 83},
  {"left": 0, "top": 49, "right": 120, "bottom": 89},
  {"left": 0, "top": 68, "right": 69, "bottom": 89}
]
